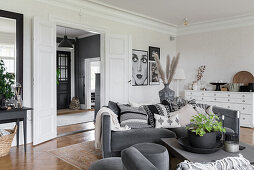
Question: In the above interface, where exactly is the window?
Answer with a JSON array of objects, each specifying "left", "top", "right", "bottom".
[{"left": 0, "top": 44, "right": 15, "bottom": 73}]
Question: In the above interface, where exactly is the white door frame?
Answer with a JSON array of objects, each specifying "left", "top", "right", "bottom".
[{"left": 84, "top": 57, "right": 100, "bottom": 109}]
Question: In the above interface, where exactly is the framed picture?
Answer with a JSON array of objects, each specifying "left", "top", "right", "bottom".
[
  {"left": 132, "top": 49, "right": 148, "bottom": 86},
  {"left": 149, "top": 46, "right": 160, "bottom": 61},
  {"left": 149, "top": 62, "right": 160, "bottom": 85}
]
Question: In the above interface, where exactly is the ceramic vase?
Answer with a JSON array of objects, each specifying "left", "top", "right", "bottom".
[{"left": 159, "top": 84, "right": 175, "bottom": 102}]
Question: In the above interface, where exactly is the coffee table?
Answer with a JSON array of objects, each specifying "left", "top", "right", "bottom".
[{"left": 162, "top": 138, "right": 254, "bottom": 164}]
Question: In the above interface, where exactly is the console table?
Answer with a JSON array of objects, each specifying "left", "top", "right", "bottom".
[
  {"left": 0, "top": 107, "right": 32, "bottom": 152},
  {"left": 185, "top": 90, "right": 254, "bottom": 128}
]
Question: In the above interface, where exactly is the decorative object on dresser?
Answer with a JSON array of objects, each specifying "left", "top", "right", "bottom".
[
  {"left": 132, "top": 49, "right": 148, "bottom": 86},
  {"left": 233, "top": 71, "right": 254, "bottom": 86},
  {"left": 192, "top": 65, "right": 206, "bottom": 90},
  {"left": 154, "top": 52, "right": 180, "bottom": 102},
  {"left": 174, "top": 69, "right": 186, "bottom": 97},
  {"left": 185, "top": 90, "right": 254, "bottom": 128},
  {"left": 210, "top": 82, "right": 227, "bottom": 91},
  {"left": 227, "top": 83, "right": 244, "bottom": 92}
]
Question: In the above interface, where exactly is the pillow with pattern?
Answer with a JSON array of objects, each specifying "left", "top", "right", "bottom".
[
  {"left": 142, "top": 103, "right": 173, "bottom": 127},
  {"left": 154, "top": 113, "right": 181, "bottom": 128}
]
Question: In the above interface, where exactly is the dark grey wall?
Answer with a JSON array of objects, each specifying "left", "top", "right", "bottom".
[
  {"left": 78, "top": 34, "right": 100, "bottom": 59},
  {"left": 75, "top": 34, "right": 100, "bottom": 104}
]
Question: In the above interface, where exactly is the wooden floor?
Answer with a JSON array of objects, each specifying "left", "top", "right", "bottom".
[
  {"left": 57, "top": 109, "right": 94, "bottom": 115},
  {"left": 0, "top": 124, "right": 253, "bottom": 170}
]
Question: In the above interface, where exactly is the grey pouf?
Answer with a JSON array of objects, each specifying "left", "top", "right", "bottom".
[
  {"left": 89, "top": 157, "right": 122, "bottom": 170},
  {"left": 132, "top": 143, "right": 169, "bottom": 170}
]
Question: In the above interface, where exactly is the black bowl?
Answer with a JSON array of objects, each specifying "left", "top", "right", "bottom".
[{"left": 178, "top": 137, "right": 223, "bottom": 154}]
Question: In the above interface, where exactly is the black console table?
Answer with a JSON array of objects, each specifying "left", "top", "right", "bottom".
[{"left": 0, "top": 107, "right": 32, "bottom": 152}]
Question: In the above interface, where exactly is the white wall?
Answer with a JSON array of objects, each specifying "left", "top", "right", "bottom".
[
  {"left": 0, "top": 0, "right": 176, "bottom": 144},
  {"left": 176, "top": 25, "right": 254, "bottom": 96}
]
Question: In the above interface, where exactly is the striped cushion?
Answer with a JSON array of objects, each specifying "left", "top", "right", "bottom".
[{"left": 118, "top": 104, "right": 151, "bottom": 129}]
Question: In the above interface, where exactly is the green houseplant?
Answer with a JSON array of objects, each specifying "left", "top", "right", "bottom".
[
  {"left": 186, "top": 113, "right": 226, "bottom": 149},
  {"left": 0, "top": 60, "right": 15, "bottom": 106}
]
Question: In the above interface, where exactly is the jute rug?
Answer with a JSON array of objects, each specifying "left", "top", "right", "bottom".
[{"left": 48, "top": 141, "right": 102, "bottom": 170}]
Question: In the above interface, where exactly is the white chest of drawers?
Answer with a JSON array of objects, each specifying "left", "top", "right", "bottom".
[{"left": 185, "top": 90, "right": 254, "bottom": 128}]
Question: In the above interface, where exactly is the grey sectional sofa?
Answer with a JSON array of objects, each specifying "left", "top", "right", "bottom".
[{"left": 101, "top": 106, "right": 239, "bottom": 158}]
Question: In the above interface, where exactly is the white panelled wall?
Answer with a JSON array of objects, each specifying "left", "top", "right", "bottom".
[{"left": 0, "top": 0, "right": 176, "bottom": 145}]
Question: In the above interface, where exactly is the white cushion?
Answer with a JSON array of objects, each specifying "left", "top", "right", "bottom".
[
  {"left": 172, "top": 104, "right": 198, "bottom": 126},
  {"left": 154, "top": 113, "right": 181, "bottom": 128}
]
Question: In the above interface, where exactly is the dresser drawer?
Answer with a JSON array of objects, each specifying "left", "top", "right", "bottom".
[
  {"left": 240, "top": 114, "right": 253, "bottom": 127},
  {"left": 185, "top": 91, "right": 201, "bottom": 96},
  {"left": 227, "top": 93, "right": 252, "bottom": 99}
]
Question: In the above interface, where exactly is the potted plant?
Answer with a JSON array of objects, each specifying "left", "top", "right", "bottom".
[
  {"left": 0, "top": 60, "right": 15, "bottom": 107},
  {"left": 186, "top": 113, "right": 226, "bottom": 149}
]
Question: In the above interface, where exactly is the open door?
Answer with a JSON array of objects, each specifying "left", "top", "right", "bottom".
[
  {"left": 105, "top": 34, "right": 130, "bottom": 104},
  {"left": 33, "top": 17, "right": 57, "bottom": 145}
]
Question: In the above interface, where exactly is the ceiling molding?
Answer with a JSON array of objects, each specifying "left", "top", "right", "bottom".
[
  {"left": 177, "top": 13, "right": 254, "bottom": 35},
  {"left": 36, "top": 0, "right": 177, "bottom": 35}
]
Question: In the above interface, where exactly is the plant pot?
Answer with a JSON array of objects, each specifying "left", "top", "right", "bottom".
[
  {"left": 159, "top": 84, "right": 175, "bottom": 102},
  {"left": 0, "top": 94, "right": 4, "bottom": 107},
  {"left": 188, "top": 130, "right": 217, "bottom": 149}
]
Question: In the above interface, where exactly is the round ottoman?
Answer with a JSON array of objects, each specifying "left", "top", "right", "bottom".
[
  {"left": 89, "top": 157, "right": 122, "bottom": 170},
  {"left": 132, "top": 143, "right": 169, "bottom": 170}
]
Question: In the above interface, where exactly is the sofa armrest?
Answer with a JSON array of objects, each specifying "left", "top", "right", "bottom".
[
  {"left": 101, "top": 113, "right": 112, "bottom": 158},
  {"left": 121, "top": 147, "right": 158, "bottom": 170}
]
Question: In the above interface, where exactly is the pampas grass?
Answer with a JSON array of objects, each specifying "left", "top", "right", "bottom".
[{"left": 154, "top": 52, "right": 180, "bottom": 85}]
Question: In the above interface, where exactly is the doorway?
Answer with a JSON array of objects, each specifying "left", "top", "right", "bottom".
[{"left": 56, "top": 25, "right": 101, "bottom": 136}]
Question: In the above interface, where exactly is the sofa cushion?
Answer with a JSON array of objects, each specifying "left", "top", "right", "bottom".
[
  {"left": 118, "top": 104, "right": 150, "bottom": 129},
  {"left": 111, "top": 128, "right": 176, "bottom": 152},
  {"left": 142, "top": 103, "right": 173, "bottom": 127},
  {"left": 108, "top": 101, "right": 120, "bottom": 116},
  {"left": 171, "top": 104, "right": 198, "bottom": 126},
  {"left": 154, "top": 113, "right": 181, "bottom": 128}
]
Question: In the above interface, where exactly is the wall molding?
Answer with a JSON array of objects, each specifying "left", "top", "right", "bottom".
[
  {"left": 177, "top": 13, "right": 254, "bottom": 35},
  {"left": 36, "top": 0, "right": 177, "bottom": 35}
]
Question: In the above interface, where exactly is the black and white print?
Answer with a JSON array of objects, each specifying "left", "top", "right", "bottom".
[
  {"left": 149, "top": 62, "right": 160, "bottom": 85},
  {"left": 149, "top": 46, "right": 160, "bottom": 61},
  {"left": 132, "top": 49, "right": 148, "bottom": 86}
]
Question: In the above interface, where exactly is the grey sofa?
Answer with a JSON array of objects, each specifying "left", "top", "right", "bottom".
[{"left": 101, "top": 106, "right": 239, "bottom": 158}]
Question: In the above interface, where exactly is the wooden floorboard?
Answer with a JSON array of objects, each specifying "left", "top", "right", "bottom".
[{"left": 0, "top": 124, "right": 253, "bottom": 170}]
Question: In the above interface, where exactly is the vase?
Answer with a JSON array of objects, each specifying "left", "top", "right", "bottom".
[
  {"left": 192, "top": 81, "right": 200, "bottom": 90},
  {"left": 159, "top": 84, "right": 175, "bottom": 102}
]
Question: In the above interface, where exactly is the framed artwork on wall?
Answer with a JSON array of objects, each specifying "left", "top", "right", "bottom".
[
  {"left": 149, "top": 62, "right": 160, "bottom": 85},
  {"left": 132, "top": 49, "right": 148, "bottom": 86},
  {"left": 149, "top": 46, "right": 160, "bottom": 61}
]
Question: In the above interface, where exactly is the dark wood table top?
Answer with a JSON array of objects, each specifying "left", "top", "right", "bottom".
[
  {"left": 0, "top": 107, "right": 32, "bottom": 113},
  {"left": 162, "top": 138, "right": 254, "bottom": 163}
]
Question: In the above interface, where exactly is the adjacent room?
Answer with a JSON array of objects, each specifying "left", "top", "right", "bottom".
[
  {"left": 0, "top": 0, "right": 254, "bottom": 170},
  {"left": 56, "top": 26, "right": 101, "bottom": 135}
]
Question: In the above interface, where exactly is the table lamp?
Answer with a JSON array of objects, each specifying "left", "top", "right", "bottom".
[{"left": 174, "top": 68, "right": 186, "bottom": 97}]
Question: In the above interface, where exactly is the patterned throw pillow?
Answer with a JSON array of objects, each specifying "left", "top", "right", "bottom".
[
  {"left": 142, "top": 103, "right": 173, "bottom": 127},
  {"left": 118, "top": 104, "right": 151, "bottom": 129},
  {"left": 154, "top": 113, "right": 181, "bottom": 128}
]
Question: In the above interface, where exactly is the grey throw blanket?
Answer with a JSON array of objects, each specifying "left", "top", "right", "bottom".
[{"left": 177, "top": 154, "right": 254, "bottom": 170}]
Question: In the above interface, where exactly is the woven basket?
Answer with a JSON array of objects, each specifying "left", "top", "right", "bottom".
[{"left": 0, "top": 126, "right": 17, "bottom": 157}]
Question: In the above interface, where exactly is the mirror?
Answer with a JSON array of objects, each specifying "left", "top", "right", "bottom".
[{"left": 0, "top": 10, "right": 23, "bottom": 94}]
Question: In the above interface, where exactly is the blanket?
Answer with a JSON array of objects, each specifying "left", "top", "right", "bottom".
[
  {"left": 177, "top": 154, "right": 254, "bottom": 170},
  {"left": 95, "top": 107, "right": 130, "bottom": 149}
]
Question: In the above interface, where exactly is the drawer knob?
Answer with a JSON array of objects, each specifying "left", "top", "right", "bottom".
[
  {"left": 243, "top": 107, "right": 245, "bottom": 110},
  {"left": 228, "top": 94, "right": 230, "bottom": 97},
  {"left": 202, "top": 98, "right": 204, "bottom": 100},
  {"left": 228, "top": 99, "right": 230, "bottom": 102},
  {"left": 214, "top": 94, "right": 216, "bottom": 96},
  {"left": 214, "top": 98, "right": 216, "bottom": 101},
  {"left": 227, "top": 106, "right": 230, "bottom": 109},
  {"left": 242, "top": 100, "right": 245, "bottom": 103},
  {"left": 202, "top": 93, "right": 204, "bottom": 95},
  {"left": 243, "top": 117, "right": 245, "bottom": 120},
  {"left": 190, "top": 97, "right": 192, "bottom": 99},
  {"left": 242, "top": 95, "right": 245, "bottom": 97}
]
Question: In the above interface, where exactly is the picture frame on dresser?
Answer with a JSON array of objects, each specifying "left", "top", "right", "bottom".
[{"left": 185, "top": 90, "right": 254, "bottom": 128}]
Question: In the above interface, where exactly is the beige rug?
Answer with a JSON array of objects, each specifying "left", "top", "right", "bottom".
[{"left": 48, "top": 141, "right": 102, "bottom": 170}]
